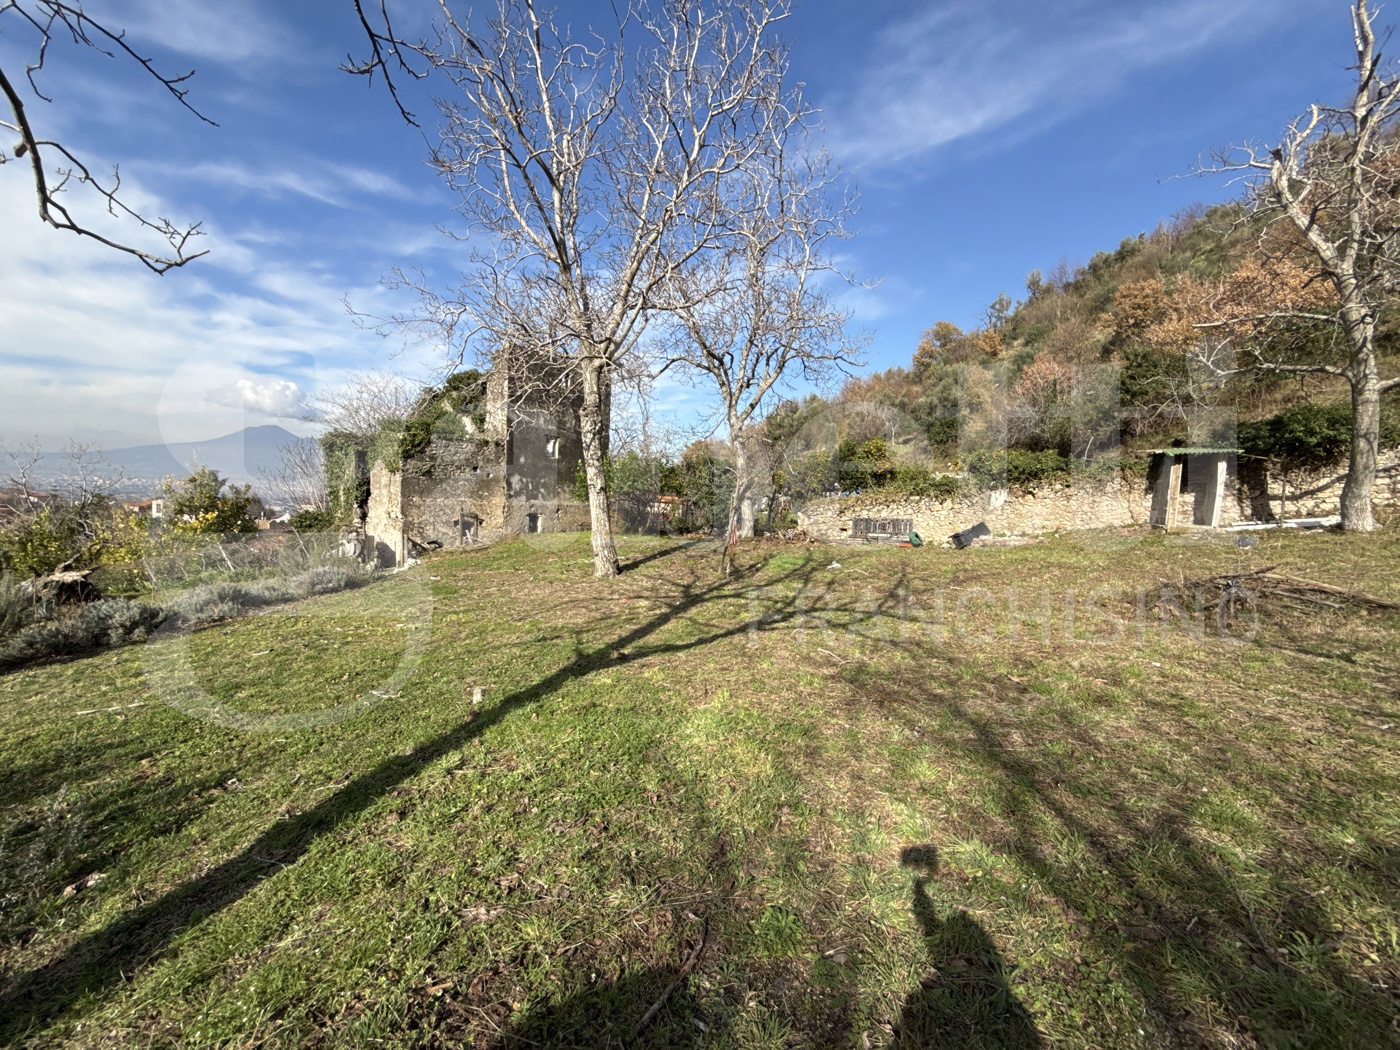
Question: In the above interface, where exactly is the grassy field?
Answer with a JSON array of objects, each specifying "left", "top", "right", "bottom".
[{"left": 0, "top": 527, "right": 1397, "bottom": 1049}]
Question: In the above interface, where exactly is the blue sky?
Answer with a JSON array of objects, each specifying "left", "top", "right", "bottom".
[{"left": 0, "top": 0, "right": 1354, "bottom": 449}]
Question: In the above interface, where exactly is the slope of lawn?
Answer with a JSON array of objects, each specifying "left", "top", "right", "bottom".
[{"left": 0, "top": 527, "right": 1397, "bottom": 1049}]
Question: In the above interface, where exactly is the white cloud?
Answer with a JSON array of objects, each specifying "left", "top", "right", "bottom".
[
  {"left": 207, "top": 378, "right": 307, "bottom": 417},
  {"left": 108, "top": 0, "right": 292, "bottom": 65},
  {"left": 824, "top": 0, "right": 1311, "bottom": 171},
  {"left": 180, "top": 160, "right": 417, "bottom": 208},
  {"left": 0, "top": 164, "right": 436, "bottom": 450}
]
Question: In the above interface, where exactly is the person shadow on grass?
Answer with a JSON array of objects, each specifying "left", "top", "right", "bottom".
[{"left": 893, "top": 845, "right": 1041, "bottom": 1050}]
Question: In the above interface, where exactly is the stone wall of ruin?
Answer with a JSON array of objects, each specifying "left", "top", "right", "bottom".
[
  {"left": 401, "top": 438, "right": 510, "bottom": 549},
  {"left": 364, "top": 460, "right": 406, "bottom": 568}
]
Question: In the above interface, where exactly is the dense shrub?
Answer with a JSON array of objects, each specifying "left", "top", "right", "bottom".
[
  {"left": 167, "top": 566, "right": 367, "bottom": 626},
  {"left": 1238, "top": 401, "right": 1400, "bottom": 471},
  {"left": 0, "top": 572, "right": 36, "bottom": 637},
  {"left": 965, "top": 449, "right": 1071, "bottom": 491},
  {"left": 837, "top": 437, "right": 897, "bottom": 491},
  {"left": 163, "top": 467, "right": 259, "bottom": 536},
  {"left": 0, "top": 499, "right": 149, "bottom": 583},
  {"left": 880, "top": 466, "right": 961, "bottom": 501},
  {"left": 289, "top": 508, "right": 337, "bottom": 532},
  {"left": 656, "top": 443, "right": 735, "bottom": 530},
  {"left": 0, "top": 599, "right": 165, "bottom": 669},
  {"left": 0, "top": 565, "right": 369, "bottom": 670},
  {"left": 0, "top": 508, "right": 85, "bottom": 578}
]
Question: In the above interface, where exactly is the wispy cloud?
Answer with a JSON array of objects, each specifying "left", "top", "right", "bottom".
[
  {"left": 0, "top": 166, "right": 435, "bottom": 448},
  {"left": 178, "top": 159, "right": 416, "bottom": 207},
  {"left": 108, "top": 0, "right": 292, "bottom": 65},
  {"left": 824, "top": 0, "right": 1311, "bottom": 171}
]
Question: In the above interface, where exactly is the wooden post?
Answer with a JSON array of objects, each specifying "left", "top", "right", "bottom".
[
  {"left": 1200, "top": 454, "right": 1228, "bottom": 528},
  {"left": 1150, "top": 453, "right": 1183, "bottom": 528}
]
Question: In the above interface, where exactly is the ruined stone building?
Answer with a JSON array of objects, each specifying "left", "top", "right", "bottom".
[{"left": 364, "top": 365, "right": 591, "bottom": 567}]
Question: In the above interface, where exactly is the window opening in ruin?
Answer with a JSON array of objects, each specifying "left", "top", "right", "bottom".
[
  {"left": 545, "top": 436, "right": 559, "bottom": 459},
  {"left": 526, "top": 512, "right": 540, "bottom": 533}
]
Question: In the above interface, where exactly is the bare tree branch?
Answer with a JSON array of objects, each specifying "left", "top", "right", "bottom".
[
  {"left": 0, "top": 1, "right": 211, "bottom": 272},
  {"left": 341, "top": 0, "right": 430, "bottom": 126}
]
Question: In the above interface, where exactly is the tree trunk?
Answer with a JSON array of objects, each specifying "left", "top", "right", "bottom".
[
  {"left": 579, "top": 355, "right": 620, "bottom": 576},
  {"left": 721, "top": 434, "right": 750, "bottom": 576},
  {"left": 735, "top": 436, "right": 755, "bottom": 539},
  {"left": 1341, "top": 370, "right": 1380, "bottom": 532}
]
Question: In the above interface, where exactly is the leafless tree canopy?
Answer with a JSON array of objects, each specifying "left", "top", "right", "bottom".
[
  {"left": 260, "top": 439, "right": 328, "bottom": 513},
  {"left": 314, "top": 370, "right": 426, "bottom": 441},
  {"left": 654, "top": 138, "right": 863, "bottom": 567},
  {"left": 1196, "top": 0, "right": 1400, "bottom": 530},
  {"left": 373, "top": 0, "right": 803, "bottom": 576},
  {"left": 2, "top": 438, "right": 124, "bottom": 509}
]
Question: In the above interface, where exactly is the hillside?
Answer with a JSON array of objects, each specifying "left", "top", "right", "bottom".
[{"left": 821, "top": 204, "right": 1399, "bottom": 471}]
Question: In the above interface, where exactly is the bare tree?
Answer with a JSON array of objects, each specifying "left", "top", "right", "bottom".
[
  {"left": 260, "top": 439, "right": 329, "bottom": 513},
  {"left": 656, "top": 146, "right": 861, "bottom": 571},
  {"left": 314, "top": 370, "right": 425, "bottom": 441},
  {"left": 376, "top": 0, "right": 800, "bottom": 576},
  {"left": 0, "top": 439, "right": 47, "bottom": 516},
  {"left": 1, "top": 438, "right": 123, "bottom": 511},
  {"left": 1197, "top": 0, "right": 1400, "bottom": 531}
]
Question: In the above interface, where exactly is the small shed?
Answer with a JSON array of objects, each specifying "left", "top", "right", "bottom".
[{"left": 1147, "top": 447, "right": 1238, "bottom": 529}]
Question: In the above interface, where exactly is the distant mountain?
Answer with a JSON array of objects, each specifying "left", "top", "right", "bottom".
[{"left": 29, "top": 426, "right": 306, "bottom": 494}]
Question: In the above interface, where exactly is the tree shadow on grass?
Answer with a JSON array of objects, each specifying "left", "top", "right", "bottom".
[
  {"left": 894, "top": 845, "right": 1041, "bottom": 1050},
  {"left": 0, "top": 549, "right": 867, "bottom": 1044},
  {"left": 492, "top": 960, "right": 722, "bottom": 1049},
  {"left": 859, "top": 658, "right": 1400, "bottom": 1048},
  {"left": 396, "top": 923, "right": 721, "bottom": 1049}
]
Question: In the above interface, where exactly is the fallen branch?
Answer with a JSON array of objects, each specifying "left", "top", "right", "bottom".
[
  {"left": 1182, "top": 567, "right": 1400, "bottom": 618},
  {"left": 634, "top": 921, "right": 708, "bottom": 1035},
  {"left": 1268, "top": 574, "right": 1400, "bottom": 610}
]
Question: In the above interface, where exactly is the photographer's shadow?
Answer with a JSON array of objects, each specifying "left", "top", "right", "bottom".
[{"left": 894, "top": 846, "right": 1041, "bottom": 1050}]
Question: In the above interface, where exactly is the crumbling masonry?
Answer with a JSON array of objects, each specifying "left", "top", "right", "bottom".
[{"left": 364, "top": 368, "right": 591, "bottom": 567}]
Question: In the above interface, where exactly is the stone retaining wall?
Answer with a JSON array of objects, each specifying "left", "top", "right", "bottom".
[
  {"left": 796, "top": 450, "right": 1400, "bottom": 543},
  {"left": 1247, "top": 450, "right": 1400, "bottom": 520},
  {"left": 796, "top": 476, "right": 1161, "bottom": 544}
]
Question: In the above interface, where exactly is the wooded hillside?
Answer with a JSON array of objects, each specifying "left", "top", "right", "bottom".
[{"left": 784, "top": 202, "right": 1400, "bottom": 485}]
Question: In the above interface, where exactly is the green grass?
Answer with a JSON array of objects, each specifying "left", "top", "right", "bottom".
[{"left": 1, "top": 528, "right": 1398, "bottom": 1049}]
